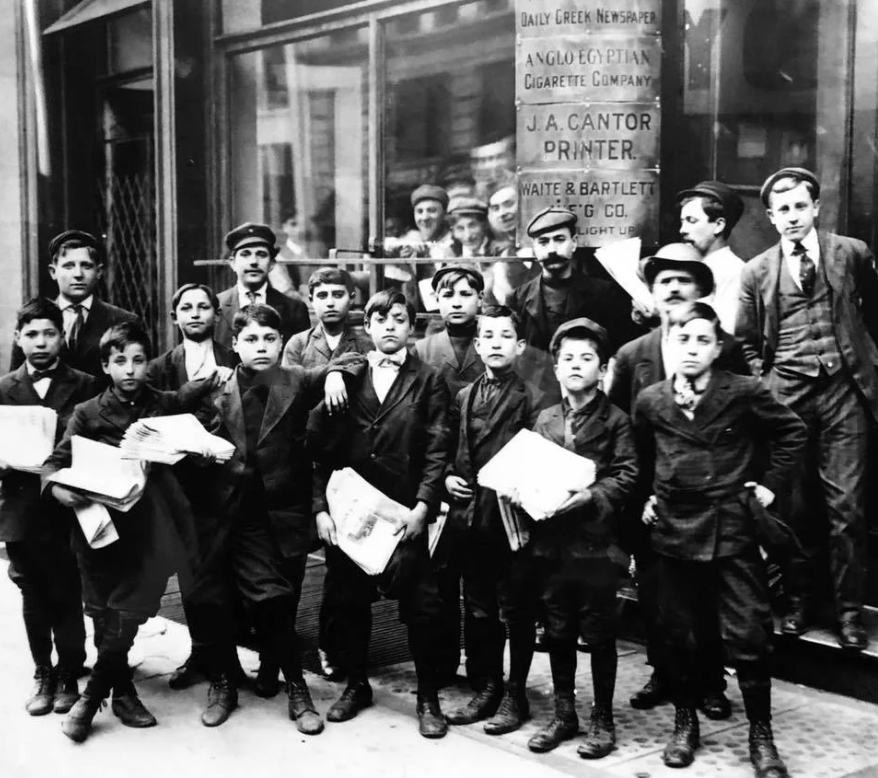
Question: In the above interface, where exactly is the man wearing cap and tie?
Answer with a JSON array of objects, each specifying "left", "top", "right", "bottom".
[
  {"left": 678, "top": 181, "right": 746, "bottom": 334},
  {"left": 10, "top": 230, "right": 141, "bottom": 381},
  {"left": 214, "top": 222, "right": 310, "bottom": 351},
  {"left": 737, "top": 167, "right": 878, "bottom": 651}
]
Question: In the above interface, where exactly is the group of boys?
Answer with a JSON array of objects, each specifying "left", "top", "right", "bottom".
[{"left": 1, "top": 165, "right": 874, "bottom": 778}]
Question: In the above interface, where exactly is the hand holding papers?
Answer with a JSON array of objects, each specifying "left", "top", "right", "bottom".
[
  {"left": 594, "top": 238, "right": 653, "bottom": 313},
  {"left": 0, "top": 406, "right": 58, "bottom": 473},
  {"left": 120, "top": 414, "right": 235, "bottom": 465}
]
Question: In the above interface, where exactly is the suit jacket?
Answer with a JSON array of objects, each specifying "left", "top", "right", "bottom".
[
  {"left": 633, "top": 370, "right": 807, "bottom": 561},
  {"left": 282, "top": 323, "right": 372, "bottom": 370},
  {"left": 415, "top": 329, "right": 485, "bottom": 400},
  {"left": 309, "top": 352, "right": 451, "bottom": 513},
  {"left": 447, "top": 372, "right": 544, "bottom": 536},
  {"left": 609, "top": 327, "right": 751, "bottom": 415},
  {"left": 0, "top": 363, "right": 97, "bottom": 541},
  {"left": 531, "top": 392, "right": 638, "bottom": 559},
  {"left": 10, "top": 299, "right": 141, "bottom": 381},
  {"left": 214, "top": 285, "right": 311, "bottom": 351},
  {"left": 736, "top": 232, "right": 878, "bottom": 420}
]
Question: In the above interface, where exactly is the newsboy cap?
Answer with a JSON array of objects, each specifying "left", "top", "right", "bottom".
[
  {"left": 677, "top": 181, "right": 745, "bottom": 231},
  {"left": 759, "top": 167, "right": 820, "bottom": 207},
  {"left": 430, "top": 264, "right": 485, "bottom": 293},
  {"left": 224, "top": 222, "right": 279, "bottom": 256},
  {"left": 448, "top": 196, "right": 488, "bottom": 218},
  {"left": 641, "top": 243, "right": 715, "bottom": 296},
  {"left": 411, "top": 184, "right": 449, "bottom": 210},
  {"left": 549, "top": 316, "right": 608, "bottom": 358},
  {"left": 526, "top": 206, "right": 578, "bottom": 238},
  {"left": 48, "top": 230, "right": 101, "bottom": 261}
]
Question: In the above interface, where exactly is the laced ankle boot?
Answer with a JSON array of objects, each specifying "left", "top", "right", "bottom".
[
  {"left": 201, "top": 673, "right": 238, "bottom": 727},
  {"left": 445, "top": 678, "right": 503, "bottom": 725},
  {"left": 61, "top": 694, "right": 105, "bottom": 743},
  {"left": 662, "top": 705, "right": 700, "bottom": 768},
  {"left": 288, "top": 680, "right": 324, "bottom": 735},
  {"left": 577, "top": 703, "right": 616, "bottom": 759},
  {"left": 527, "top": 691, "right": 578, "bottom": 753},
  {"left": 483, "top": 681, "right": 529, "bottom": 735},
  {"left": 26, "top": 665, "right": 55, "bottom": 716}
]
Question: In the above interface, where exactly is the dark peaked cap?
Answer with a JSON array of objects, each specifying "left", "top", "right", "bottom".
[
  {"left": 677, "top": 181, "right": 745, "bottom": 231},
  {"left": 49, "top": 230, "right": 101, "bottom": 260},
  {"left": 526, "top": 206, "right": 578, "bottom": 237},
  {"left": 759, "top": 167, "right": 820, "bottom": 207},
  {"left": 224, "top": 222, "right": 279, "bottom": 256}
]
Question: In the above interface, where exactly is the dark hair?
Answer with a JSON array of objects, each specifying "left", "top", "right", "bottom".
[
  {"left": 16, "top": 298, "right": 64, "bottom": 332},
  {"left": 99, "top": 322, "right": 152, "bottom": 363},
  {"left": 478, "top": 305, "right": 523, "bottom": 339},
  {"left": 767, "top": 174, "right": 820, "bottom": 206},
  {"left": 667, "top": 301, "right": 723, "bottom": 340},
  {"left": 435, "top": 269, "right": 482, "bottom": 294},
  {"left": 232, "top": 302, "right": 282, "bottom": 334},
  {"left": 171, "top": 283, "right": 220, "bottom": 313},
  {"left": 679, "top": 194, "right": 732, "bottom": 240},
  {"left": 308, "top": 267, "right": 355, "bottom": 296},
  {"left": 52, "top": 238, "right": 99, "bottom": 265},
  {"left": 551, "top": 329, "right": 608, "bottom": 366},
  {"left": 364, "top": 289, "right": 415, "bottom": 326}
]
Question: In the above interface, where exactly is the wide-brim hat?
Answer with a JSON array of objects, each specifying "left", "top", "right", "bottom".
[{"left": 641, "top": 243, "right": 715, "bottom": 296}]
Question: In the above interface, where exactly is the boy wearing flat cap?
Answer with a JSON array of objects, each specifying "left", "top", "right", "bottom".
[
  {"left": 737, "top": 167, "right": 878, "bottom": 651},
  {"left": 446, "top": 197, "right": 497, "bottom": 259},
  {"left": 214, "top": 222, "right": 310, "bottom": 350},
  {"left": 678, "top": 181, "right": 746, "bottom": 334}
]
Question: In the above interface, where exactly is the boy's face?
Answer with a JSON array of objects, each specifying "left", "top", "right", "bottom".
[
  {"left": 651, "top": 268, "right": 701, "bottom": 317},
  {"left": 669, "top": 318, "right": 722, "bottom": 379},
  {"left": 767, "top": 182, "right": 820, "bottom": 242},
  {"left": 311, "top": 283, "right": 352, "bottom": 327},
  {"left": 365, "top": 303, "right": 412, "bottom": 355},
  {"left": 436, "top": 277, "right": 480, "bottom": 326},
  {"left": 533, "top": 227, "right": 575, "bottom": 279},
  {"left": 414, "top": 200, "right": 445, "bottom": 241},
  {"left": 15, "top": 318, "right": 63, "bottom": 368},
  {"left": 451, "top": 215, "right": 487, "bottom": 250},
  {"left": 172, "top": 289, "right": 216, "bottom": 342},
  {"left": 553, "top": 337, "right": 605, "bottom": 394},
  {"left": 679, "top": 199, "right": 723, "bottom": 256},
  {"left": 233, "top": 322, "right": 282, "bottom": 371},
  {"left": 488, "top": 186, "right": 518, "bottom": 237},
  {"left": 230, "top": 245, "right": 275, "bottom": 291},
  {"left": 49, "top": 247, "right": 102, "bottom": 303},
  {"left": 103, "top": 343, "right": 149, "bottom": 396},
  {"left": 475, "top": 316, "right": 524, "bottom": 372}
]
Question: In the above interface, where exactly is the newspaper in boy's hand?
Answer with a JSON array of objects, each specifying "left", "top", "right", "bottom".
[{"left": 0, "top": 406, "right": 58, "bottom": 473}]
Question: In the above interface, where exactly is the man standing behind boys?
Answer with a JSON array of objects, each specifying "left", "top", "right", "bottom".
[
  {"left": 214, "top": 222, "right": 310, "bottom": 350},
  {"left": 0, "top": 299, "right": 95, "bottom": 717},
  {"left": 10, "top": 231, "right": 140, "bottom": 379},
  {"left": 443, "top": 305, "right": 543, "bottom": 736},
  {"left": 737, "top": 167, "right": 878, "bottom": 650},
  {"left": 308, "top": 290, "right": 451, "bottom": 739},
  {"left": 527, "top": 319, "right": 637, "bottom": 759}
]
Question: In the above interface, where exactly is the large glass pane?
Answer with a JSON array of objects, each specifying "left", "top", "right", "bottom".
[{"left": 228, "top": 28, "right": 369, "bottom": 296}]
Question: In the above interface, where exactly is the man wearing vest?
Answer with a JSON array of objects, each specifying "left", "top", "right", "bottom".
[{"left": 737, "top": 167, "right": 878, "bottom": 651}]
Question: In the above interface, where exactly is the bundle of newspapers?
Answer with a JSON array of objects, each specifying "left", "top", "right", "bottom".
[
  {"left": 0, "top": 405, "right": 58, "bottom": 473},
  {"left": 477, "top": 429, "right": 596, "bottom": 551},
  {"left": 120, "top": 414, "right": 235, "bottom": 465}
]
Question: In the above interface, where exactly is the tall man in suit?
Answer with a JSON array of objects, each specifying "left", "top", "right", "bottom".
[
  {"left": 10, "top": 230, "right": 141, "bottom": 380},
  {"left": 214, "top": 222, "right": 310, "bottom": 351},
  {"left": 737, "top": 167, "right": 878, "bottom": 651}
]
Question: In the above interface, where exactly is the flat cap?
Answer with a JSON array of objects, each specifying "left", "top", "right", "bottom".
[
  {"left": 411, "top": 184, "right": 449, "bottom": 210},
  {"left": 677, "top": 180, "right": 745, "bottom": 231},
  {"left": 549, "top": 316, "right": 608, "bottom": 356},
  {"left": 225, "top": 222, "right": 279, "bottom": 256},
  {"left": 526, "top": 206, "right": 577, "bottom": 238},
  {"left": 448, "top": 196, "right": 488, "bottom": 218},
  {"left": 48, "top": 230, "right": 101, "bottom": 260},
  {"left": 641, "top": 243, "right": 715, "bottom": 296},
  {"left": 431, "top": 264, "right": 485, "bottom": 293},
  {"left": 760, "top": 167, "right": 820, "bottom": 207}
]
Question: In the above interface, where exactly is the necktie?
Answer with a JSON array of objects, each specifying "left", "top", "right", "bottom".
[
  {"left": 67, "top": 305, "right": 84, "bottom": 351},
  {"left": 31, "top": 368, "right": 57, "bottom": 382},
  {"left": 674, "top": 376, "right": 701, "bottom": 413},
  {"left": 367, "top": 350, "right": 406, "bottom": 370},
  {"left": 246, "top": 291, "right": 258, "bottom": 305},
  {"left": 793, "top": 241, "right": 816, "bottom": 296}
]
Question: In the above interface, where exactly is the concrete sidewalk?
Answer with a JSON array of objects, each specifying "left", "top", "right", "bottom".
[{"left": 1, "top": 557, "right": 877, "bottom": 778}]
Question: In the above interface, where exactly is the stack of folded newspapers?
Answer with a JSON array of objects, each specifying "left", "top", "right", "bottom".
[
  {"left": 0, "top": 406, "right": 58, "bottom": 473},
  {"left": 120, "top": 414, "right": 235, "bottom": 464},
  {"left": 477, "top": 429, "right": 596, "bottom": 550}
]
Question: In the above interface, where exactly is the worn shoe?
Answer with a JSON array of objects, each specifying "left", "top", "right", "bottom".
[
  {"left": 527, "top": 693, "right": 578, "bottom": 753},
  {"left": 662, "top": 706, "right": 700, "bottom": 768},
  {"left": 629, "top": 671, "right": 668, "bottom": 710},
  {"left": 288, "top": 681, "right": 324, "bottom": 735},
  {"left": 445, "top": 679, "right": 503, "bottom": 725},
  {"left": 168, "top": 653, "right": 207, "bottom": 690},
  {"left": 61, "top": 695, "right": 105, "bottom": 743},
  {"left": 254, "top": 661, "right": 281, "bottom": 698},
  {"left": 838, "top": 615, "right": 868, "bottom": 652},
  {"left": 780, "top": 605, "right": 809, "bottom": 637},
  {"left": 483, "top": 684, "right": 529, "bottom": 736},
  {"left": 318, "top": 648, "right": 345, "bottom": 682},
  {"left": 700, "top": 690, "right": 732, "bottom": 720},
  {"left": 577, "top": 704, "right": 616, "bottom": 759},
  {"left": 749, "top": 720, "right": 789, "bottom": 778},
  {"left": 326, "top": 680, "right": 373, "bottom": 723},
  {"left": 417, "top": 691, "right": 448, "bottom": 739},
  {"left": 201, "top": 674, "right": 238, "bottom": 728},
  {"left": 26, "top": 665, "right": 55, "bottom": 716},
  {"left": 53, "top": 670, "right": 81, "bottom": 714},
  {"left": 112, "top": 691, "right": 158, "bottom": 728}
]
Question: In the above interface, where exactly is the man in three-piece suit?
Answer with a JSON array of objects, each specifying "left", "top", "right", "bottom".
[
  {"left": 10, "top": 230, "right": 141, "bottom": 381},
  {"left": 737, "top": 167, "right": 878, "bottom": 651},
  {"left": 214, "top": 222, "right": 310, "bottom": 351}
]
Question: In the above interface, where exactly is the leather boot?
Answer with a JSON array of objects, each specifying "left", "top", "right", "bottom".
[
  {"left": 577, "top": 704, "right": 616, "bottom": 759},
  {"left": 630, "top": 670, "right": 668, "bottom": 709},
  {"left": 445, "top": 678, "right": 503, "bottom": 725},
  {"left": 327, "top": 679, "right": 373, "bottom": 723},
  {"left": 112, "top": 688, "right": 157, "bottom": 728},
  {"left": 25, "top": 665, "right": 55, "bottom": 716},
  {"left": 483, "top": 682, "right": 529, "bottom": 735},
  {"left": 288, "top": 681, "right": 324, "bottom": 735},
  {"left": 61, "top": 694, "right": 105, "bottom": 743},
  {"left": 416, "top": 690, "right": 448, "bottom": 739},
  {"left": 53, "top": 669, "right": 81, "bottom": 714},
  {"left": 168, "top": 652, "right": 207, "bottom": 690},
  {"left": 254, "top": 660, "right": 281, "bottom": 699},
  {"left": 201, "top": 674, "right": 238, "bottom": 728},
  {"left": 749, "top": 720, "right": 789, "bottom": 778},
  {"left": 662, "top": 706, "right": 700, "bottom": 768},
  {"left": 527, "top": 692, "right": 578, "bottom": 753}
]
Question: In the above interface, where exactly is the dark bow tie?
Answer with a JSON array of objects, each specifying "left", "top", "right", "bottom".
[{"left": 31, "top": 368, "right": 57, "bottom": 382}]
